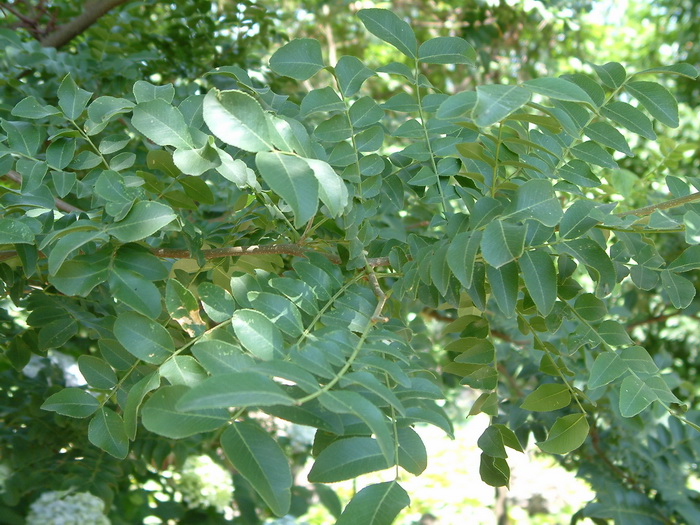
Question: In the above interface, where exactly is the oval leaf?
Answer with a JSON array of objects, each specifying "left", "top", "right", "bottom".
[{"left": 537, "top": 413, "right": 589, "bottom": 454}]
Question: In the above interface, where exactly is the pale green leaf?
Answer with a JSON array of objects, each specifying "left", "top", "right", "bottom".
[
  {"left": 521, "top": 384, "right": 571, "bottom": 412},
  {"left": 473, "top": 85, "right": 531, "bottom": 127},
  {"left": 619, "top": 375, "right": 657, "bottom": 417},
  {"left": 231, "top": 309, "right": 283, "bottom": 361},
  {"left": 537, "top": 414, "right": 589, "bottom": 454},
  {"left": 113, "top": 312, "right": 174, "bottom": 364},
  {"left": 357, "top": 9, "right": 417, "bottom": 59},
  {"left": 270, "top": 38, "right": 325, "bottom": 80},
  {"left": 41, "top": 388, "right": 99, "bottom": 418},
  {"left": 88, "top": 408, "right": 128, "bottom": 459},
  {"left": 203, "top": 89, "right": 272, "bottom": 152},
  {"left": 418, "top": 36, "right": 475, "bottom": 65},
  {"left": 335, "top": 481, "right": 410, "bottom": 525}
]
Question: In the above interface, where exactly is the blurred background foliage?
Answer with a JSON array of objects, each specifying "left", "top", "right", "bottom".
[{"left": 1, "top": 0, "right": 699, "bottom": 523}]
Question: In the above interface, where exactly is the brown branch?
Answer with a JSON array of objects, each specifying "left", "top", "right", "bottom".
[
  {"left": 39, "top": 0, "right": 129, "bottom": 49},
  {"left": 3, "top": 170, "right": 84, "bottom": 213},
  {"left": 151, "top": 246, "right": 391, "bottom": 268},
  {"left": 615, "top": 192, "right": 700, "bottom": 218}
]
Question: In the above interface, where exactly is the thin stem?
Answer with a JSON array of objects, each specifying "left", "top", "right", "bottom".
[{"left": 615, "top": 192, "right": 700, "bottom": 218}]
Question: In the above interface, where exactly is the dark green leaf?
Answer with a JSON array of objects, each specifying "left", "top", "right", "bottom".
[
  {"left": 142, "top": 385, "right": 229, "bottom": 438},
  {"left": 113, "top": 312, "right": 174, "bottom": 364},
  {"left": 335, "top": 56, "right": 376, "bottom": 97},
  {"left": 78, "top": 355, "right": 117, "bottom": 389},
  {"left": 88, "top": 408, "right": 128, "bottom": 459},
  {"left": 625, "top": 81, "right": 679, "bottom": 127},
  {"left": 0, "top": 219, "right": 34, "bottom": 244},
  {"left": 591, "top": 62, "right": 626, "bottom": 88},
  {"left": 176, "top": 372, "right": 294, "bottom": 410},
  {"left": 588, "top": 352, "right": 626, "bottom": 389},
  {"left": 107, "top": 201, "right": 176, "bottom": 243},
  {"left": 419, "top": 37, "right": 475, "bottom": 65},
  {"left": 358, "top": 9, "right": 417, "bottom": 59},
  {"left": 619, "top": 375, "right": 657, "bottom": 417},
  {"left": 41, "top": 388, "right": 99, "bottom": 418},
  {"left": 270, "top": 38, "right": 325, "bottom": 80},
  {"left": 537, "top": 414, "right": 589, "bottom": 454},
  {"left": 601, "top": 101, "right": 656, "bottom": 140},
  {"left": 479, "top": 454, "right": 510, "bottom": 487},
  {"left": 660, "top": 269, "right": 695, "bottom": 308},
  {"left": 481, "top": 221, "right": 526, "bottom": 268},
  {"left": 521, "top": 384, "right": 571, "bottom": 412},
  {"left": 203, "top": 89, "right": 272, "bottom": 152},
  {"left": 256, "top": 151, "right": 319, "bottom": 227},
  {"left": 472, "top": 85, "right": 531, "bottom": 127},
  {"left": 230, "top": 309, "right": 283, "bottom": 361},
  {"left": 221, "top": 422, "right": 292, "bottom": 517},
  {"left": 486, "top": 261, "right": 518, "bottom": 317},
  {"left": 519, "top": 250, "right": 557, "bottom": 315},
  {"left": 335, "top": 481, "right": 410, "bottom": 525},
  {"left": 447, "top": 230, "right": 482, "bottom": 289}
]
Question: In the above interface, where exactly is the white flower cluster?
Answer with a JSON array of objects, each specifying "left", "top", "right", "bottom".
[
  {"left": 26, "top": 490, "right": 110, "bottom": 525},
  {"left": 175, "top": 455, "right": 234, "bottom": 513}
]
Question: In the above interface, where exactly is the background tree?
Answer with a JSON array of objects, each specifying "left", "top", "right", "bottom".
[{"left": 1, "top": 1, "right": 700, "bottom": 524}]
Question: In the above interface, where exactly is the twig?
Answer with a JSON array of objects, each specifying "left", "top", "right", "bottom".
[
  {"left": 615, "top": 192, "right": 700, "bottom": 218},
  {"left": 3, "top": 170, "right": 84, "bottom": 213},
  {"left": 39, "top": 0, "right": 129, "bottom": 48}
]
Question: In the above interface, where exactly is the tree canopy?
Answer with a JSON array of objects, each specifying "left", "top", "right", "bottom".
[{"left": 1, "top": 1, "right": 700, "bottom": 524}]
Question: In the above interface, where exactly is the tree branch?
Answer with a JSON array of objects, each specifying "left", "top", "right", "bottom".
[
  {"left": 3, "top": 170, "right": 84, "bottom": 213},
  {"left": 39, "top": 0, "right": 129, "bottom": 48},
  {"left": 615, "top": 192, "right": 700, "bottom": 218}
]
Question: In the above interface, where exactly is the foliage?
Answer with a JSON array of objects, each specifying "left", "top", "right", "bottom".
[{"left": 1, "top": 2, "right": 700, "bottom": 524}]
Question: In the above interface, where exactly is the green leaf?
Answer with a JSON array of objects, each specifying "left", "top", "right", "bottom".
[
  {"left": 49, "top": 230, "right": 107, "bottom": 275},
  {"left": 319, "top": 391, "right": 394, "bottom": 462},
  {"left": 50, "top": 250, "right": 111, "bottom": 296},
  {"left": 486, "top": 262, "right": 518, "bottom": 317},
  {"left": 660, "top": 269, "right": 695, "bottom": 309},
  {"left": 58, "top": 73, "right": 92, "bottom": 119},
  {"left": 142, "top": 385, "right": 229, "bottom": 438},
  {"left": 507, "top": 179, "right": 563, "bottom": 227},
  {"left": 131, "top": 99, "right": 193, "bottom": 148},
  {"left": 0, "top": 219, "right": 34, "bottom": 244},
  {"left": 203, "top": 89, "right": 272, "bottom": 152},
  {"left": 114, "top": 245, "right": 167, "bottom": 281},
  {"left": 418, "top": 36, "right": 475, "bottom": 65},
  {"left": 335, "top": 56, "right": 376, "bottom": 97},
  {"left": 159, "top": 356, "right": 207, "bottom": 387},
  {"left": 349, "top": 96, "right": 384, "bottom": 128},
  {"left": 107, "top": 201, "right": 176, "bottom": 243},
  {"left": 41, "top": 388, "right": 99, "bottom": 418},
  {"left": 304, "top": 159, "right": 348, "bottom": 217},
  {"left": 601, "top": 101, "right": 656, "bottom": 140},
  {"left": 335, "top": 481, "right": 410, "bottom": 525},
  {"left": 668, "top": 245, "right": 700, "bottom": 272},
  {"left": 625, "top": 81, "right": 679, "bottom": 127},
  {"left": 176, "top": 372, "right": 294, "bottom": 411},
  {"left": 571, "top": 141, "right": 619, "bottom": 169},
  {"left": 560, "top": 201, "right": 600, "bottom": 239},
  {"left": 597, "top": 320, "right": 633, "bottom": 347},
  {"left": 166, "top": 279, "right": 205, "bottom": 336},
  {"left": 584, "top": 122, "right": 633, "bottom": 156},
  {"left": 78, "top": 356, "right": 117, "bottom": 389},
  {"left": 88, "top": 408, "right": 128, "bottom": 459},
  {"left": 620, "top": 346, "right": 659, "bottom": 375},
  {"left": 396, "top": 427, "right": 428, "bottom": 475},
  {"left": 560, "top": 239, "right": 616, "bottom": 296},
  {"left": 519, "top": 250, "right": 557, "bottom": 315},
  {"left": 300, "top": 87, "right": 345, "bottom": 116},
  {"left": 588, "top": 352, "right": 626, "bottom": 389},
  {"left": 256, "top": 151, "right": 319, "bottom": 227},
  {"left": 619, "top": 375, "right": 657, "bottom": 417},
  {"left": 447, "top": 230, "right": 482, "bottom": 289},
  {"left": 230, "top": 309, "right": 283, "bottom": 361},
  {"left": 315, "top": 484, "right": 342, "bottom": 519},
  {"left": 38, "top": 318, "right": 78, "bottom": 351},
  {"left": 481, "top": 221, "right": 526, "bottom": 268},
  {"left": 574, "top": 293, "right": 607, "bottom": 321},
  {"left": 685, "top": 210, "right": 700, "bottom": 244},
  {"left": 308, "top": 437, "right": 391, "bottom": 483},
  {"left": 637, "top": 63, "right": 699, "bottom": 78},
  {"left": 109, "top": 266, "right": 162, "bottom": 319},
  {"left": 192, "top": 340, "right": 253, "bottom": 375},
  {"left": 248, "top": 291, "right": 304, "bottom": 338},
  {"left": 521, "top": 384, "right": 571, "bottom": 412},
  {"left": 198, "top": 282, "right": 236, "bottom": 322},
  {"left": 113, "top": 312, "right": 174, "bottom": 364},
  {"left": 11, "top": 96, "right": 60, "bottom": 119},
  {"left": 357, "top": 9, "right": 417, "bottom": 59},
  {"left": 270, "top": 38, "right": 324, "bottom": 80},
  {"left": 472, "top": 85, "right": 531, "bottom": 127},
  {"left": 221, "top": 422, "right": 293, "bottom": 517},
  {"left": 591, "top": 62, "right": 626, "bottom": 88},
  {"left": 477, "top": 426, "right": 507, "bottom": 458},
  {"left": 523, "top": 77, "right": 594, "bottom": 104},
  {"left": 479, "top": 454, "right": 510, "bottom": 487},
  {"left": 46, "top": 139, "right": 76, "bottom": 170},
  {"left": 537, "top": 414, "right": 589, "bottom": 454},
  {"left": 133, "top": 80, "right": 175, "bottom": 103},
  {"left": 123, "top": 371, "right": 160, "bottom": 440}
]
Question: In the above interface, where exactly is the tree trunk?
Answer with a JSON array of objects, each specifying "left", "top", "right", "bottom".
[{"left": 39, "top": 0, "right": 129, "bottom": 49}]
